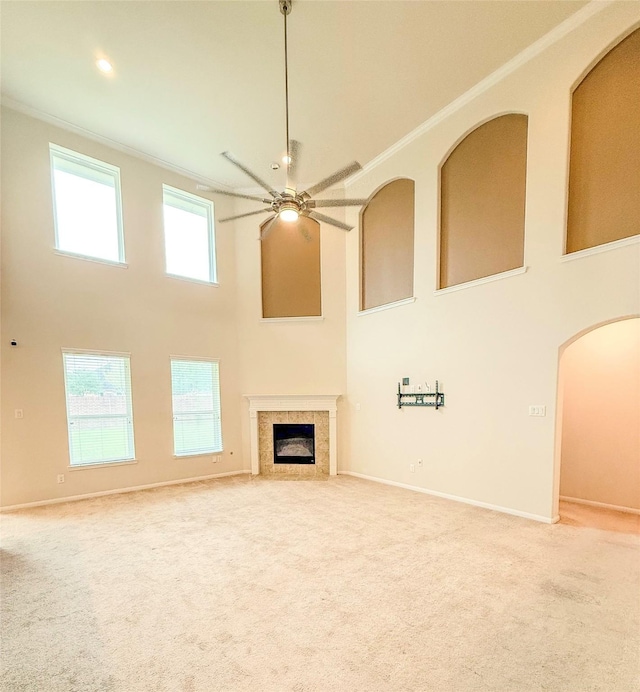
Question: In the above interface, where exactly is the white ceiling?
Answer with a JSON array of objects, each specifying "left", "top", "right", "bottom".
[{"left": 1, "top": 0, "right": 587, "bottom": 191}]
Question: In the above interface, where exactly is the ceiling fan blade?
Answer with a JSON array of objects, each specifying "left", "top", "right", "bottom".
[
  {"left": 303, "top": 161, "right": 362, "bottom": 198},
  {"left": 286, "top": 139, "right": 302, "bottom": 191},
  {"left": 218, "top": 208, "right": 272, "bottom": 223},
  {"left": 196, "top": 185, "right": 271, "bottom": 204},
  {"left": 306, "top": 210, "right": 353, "bottom": 232},
  {"left": 260, "top": 215, "right": 279, "bottom": 241},
  {"left": 307, "top": 198, "right": 368, "bottom": 208},
  {"left": 221, "top": 151, "right": 277, "bottom": 197}
]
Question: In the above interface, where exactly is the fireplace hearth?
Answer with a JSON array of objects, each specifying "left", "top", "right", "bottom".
[{"left": 273, "top": 423, "right": 315, "bottom": 464}]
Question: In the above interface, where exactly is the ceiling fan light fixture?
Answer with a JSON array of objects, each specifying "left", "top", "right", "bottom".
[
  {"left": 279, "top": 204, "right": 299, "bottom": 223},
  {"left": 96, "top": 58, "right": 113, "bottom": 73}
]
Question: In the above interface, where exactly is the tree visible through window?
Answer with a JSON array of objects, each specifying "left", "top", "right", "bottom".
[
  {"left": 62, "top": 352, "right": 135, "bottom": 466},
  {"left": 171, "top": 359, "right": 222, "bottom": 456}
]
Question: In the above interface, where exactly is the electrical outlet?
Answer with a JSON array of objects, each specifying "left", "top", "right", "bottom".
[
  {"left": 356, "top": 402, "right": 361, "bottom": 411},
  {"left": 529, "top": 405, "right": 546, "bottom": 417},
  {"left": 409, "top": 463, "right": 415, "bottom": 473},
  {"left": 417, "top": 459, "right": 423, "bottom": 467},
  {"left": 14, "top": 409, "right": 23, "bottom": 419},
  {"left": 57, "top": 474, "right": 65, "bottom": 484},
  {"left": 212, "top": 455, "right": 222, "bottom": 463}
]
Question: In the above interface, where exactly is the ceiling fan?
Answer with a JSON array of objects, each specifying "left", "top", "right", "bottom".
[{"left": 197, "top": 0, "right": 367, "bottom": 240}]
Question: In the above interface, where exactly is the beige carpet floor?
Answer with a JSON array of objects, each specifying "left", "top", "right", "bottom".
[
  {"left": 559, "top": 499, "right": 640, "bottom": 535},
  {"left": 1, "top": 475, "right": 639, "bottom": 692}
]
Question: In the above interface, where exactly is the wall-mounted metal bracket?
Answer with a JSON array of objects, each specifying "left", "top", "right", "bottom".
[{"left": 397, "top": 381, "right": 445, "bottom": 410}]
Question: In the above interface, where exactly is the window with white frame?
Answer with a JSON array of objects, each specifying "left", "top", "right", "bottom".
[
  {"left": 50, "top": 144, "right": 124, "bottom": 263},
  {"left": 171, "top": 359, "right": 222, "bottom": 456},
  {"left": 62, "top": 352, "right": 135, "bottom": 466},
  {"left": 163, "top": 186, "right": 216, "bottom": 283}
]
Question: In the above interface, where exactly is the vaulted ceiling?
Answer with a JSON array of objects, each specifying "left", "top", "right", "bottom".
[{"left": 1, "top": 1, "right": 586, "bottom": 189}]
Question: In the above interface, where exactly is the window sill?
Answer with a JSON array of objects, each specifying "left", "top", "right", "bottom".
[
  {"left": 166, "top": 273, "right": 219, "bottom": 287},
  {"left": 53, "top": 249, "right": 127, "bottom": 268},
  {"left": 68, "top": 459, "right": 137, "bottom": 471},
  {"left": 260, "top": 316, "right": 324, "bottom": 323},
  {"left": 434, "top": 266, "right": 527, "bottom": 295},
  {"left": 174, "top": 451, "right": 223, "bottom": 459},
  {"left": 358, "top": 297, "right": 416, "bottom": 316},
  {"left": 561, "top": 235, "right": 639, "bottom": 262}
]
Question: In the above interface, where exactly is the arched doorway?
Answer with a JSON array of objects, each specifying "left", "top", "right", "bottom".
[{"left": 555, "top": 317, "right": 639, "bottom": 532}]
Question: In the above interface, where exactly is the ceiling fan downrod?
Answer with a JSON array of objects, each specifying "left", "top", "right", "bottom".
[
  {"left": 280, "top": 0, "right": 293, "bottom": 169},
  {"left": 199, "top": 0, "right": 366, "bottom": 238}
]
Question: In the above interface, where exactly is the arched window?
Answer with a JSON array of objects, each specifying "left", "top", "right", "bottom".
[
  {"left": 439, "top": 114, "right": 528, "bottom": 289},
  {"left": 261, "top": 216, "right": 321, "bottom": 318},
  {"left": 566, "top": 28, "right": 640, "bottom": 254},
  {"left": 360, "top": 178, "right": 415, "bottom": 310}
]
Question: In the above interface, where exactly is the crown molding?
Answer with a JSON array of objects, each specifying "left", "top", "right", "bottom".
[
  {"left": 347, "top": 0, "right": 613, "bottom": 187},
  {"left": 1, "top": 96, "right": 231, "bottom": 190}
]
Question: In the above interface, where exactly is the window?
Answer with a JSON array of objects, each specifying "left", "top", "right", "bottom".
[
  {"left": 163, "top": 186, "right": 216, "bottom": 283},
  {"left": 171, "top": 359, "right": 222, "bottom": 456},
  {"left": 439, "top": 114, "right": 527, "bottom": 289},
  {"left": 261, "top": 216, "right": 321, "bottom": 318},
  {"left": 50, "top": 144, "right": 124, "bottom": 263},
  {"left": 566, "top": 28, "right": 640, "bottom": 254},
  {"left": 361, "top": 179, "right": 415, "bottom": 310},
  {"left": 62, "top": 351, "right": 135, "bottom": 466}
]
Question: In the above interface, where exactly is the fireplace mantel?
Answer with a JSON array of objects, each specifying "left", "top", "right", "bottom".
[{"left": 245, "top": 395, "right": 340, "bottom": 476}]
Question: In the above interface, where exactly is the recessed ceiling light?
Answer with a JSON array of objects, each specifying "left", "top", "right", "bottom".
[{"left": 96, "top": 58, "right": 113, "bottom": 73}]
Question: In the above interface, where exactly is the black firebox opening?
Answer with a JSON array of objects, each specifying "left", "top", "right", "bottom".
[{"left": 273, "top": 423, "right": 315, "bottom": 464}]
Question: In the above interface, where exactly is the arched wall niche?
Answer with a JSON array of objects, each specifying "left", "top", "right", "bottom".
[
  {"left": 260, "top": 216, "right": 322, "bottom": 319},
  {"left": 438, "top": 113, "right": 528, "bottom": 290},
  {"left": 566, "top": 27, "right": 640, "bottom": 254},
  {"left": 360, "top": 178, "right": 415, "bottom": 311},
  {"left": 553, "top": 314, "right": 640, "bottom": 518}
]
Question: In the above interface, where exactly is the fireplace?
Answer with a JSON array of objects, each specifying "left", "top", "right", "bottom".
[
  {"left": 245, "top": 395, "right": 340, "bottom": 476},
  {"left": 273, "top": 424, "right": 315, "bottom": 464}
]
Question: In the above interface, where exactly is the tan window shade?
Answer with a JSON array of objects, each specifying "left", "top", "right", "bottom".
[
  {"left": 361, "top": 179, "right": 415, "bottom": 311},
  {"left": 439, "top": 114, "right": 527, "bottom": 289},
  {"left": 261, "top": 217, "right": 321, "bottom": 318},
  {"left": 566, "top": 28, "right": 640, "bottom": 254}
]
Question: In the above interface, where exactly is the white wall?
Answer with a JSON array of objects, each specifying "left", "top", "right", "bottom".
[
  {"left": 0, "top": 108, "right": 245, "bottom": 507},
  {"left": 559, "top": 318, "right": 640, "bottom": 511},
  {"left": 341, "top": 3, "right": 640, "bottom": 521}
]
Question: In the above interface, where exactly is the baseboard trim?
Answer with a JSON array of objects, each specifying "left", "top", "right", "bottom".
[
  {"left": 0, "top": 470, "right": 251, "bottom": 512},
  {"left": 560, "top": 495, "right": 640, "bottom": 515},
  {"left": 342, "top": 471, "right": 556, "bottom": 523}
]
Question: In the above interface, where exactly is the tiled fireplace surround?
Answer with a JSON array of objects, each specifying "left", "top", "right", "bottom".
[{"left": 246, "top": 396, "right": 339, "bottom": 477}]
